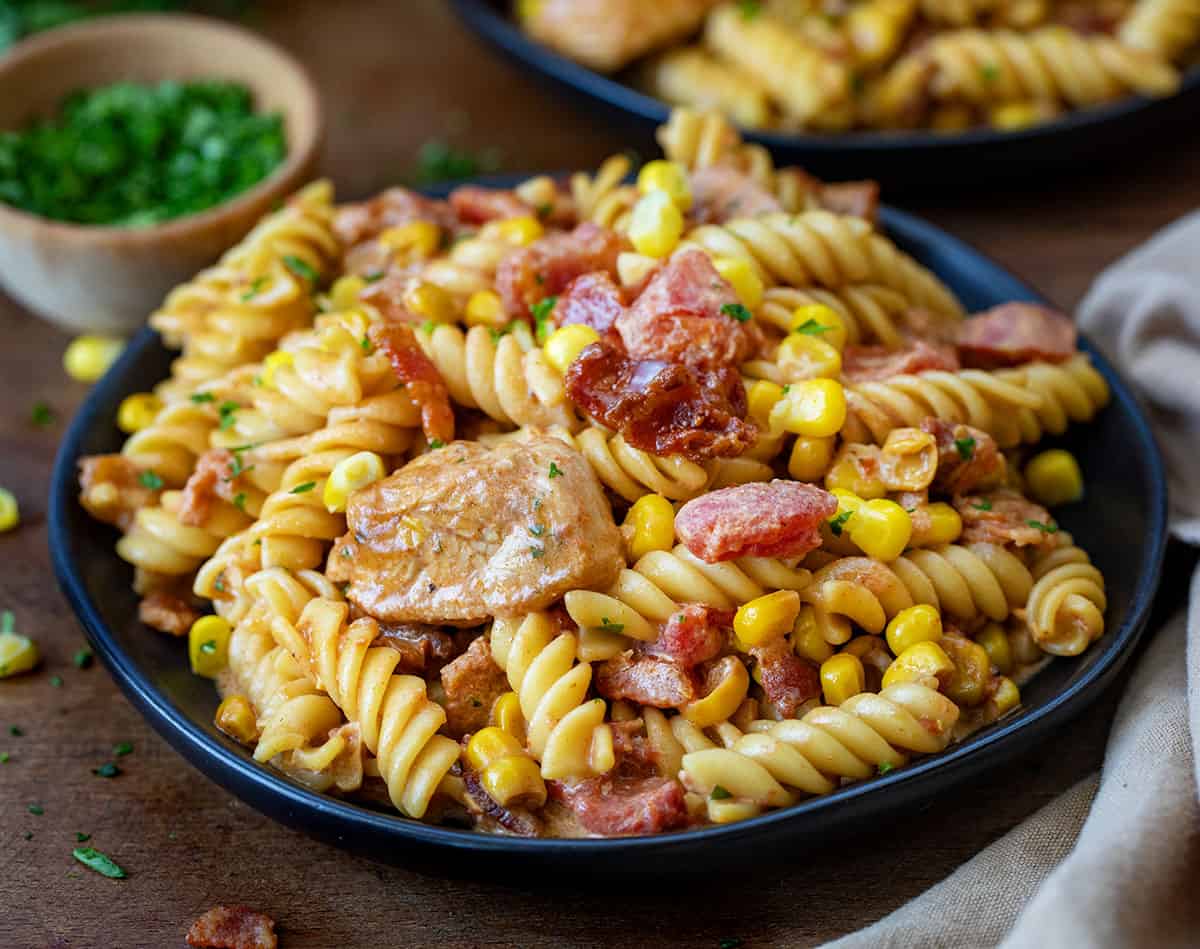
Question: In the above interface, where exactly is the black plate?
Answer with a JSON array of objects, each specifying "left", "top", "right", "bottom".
[
  {"left": 49, "top": 195, "right": 1167, "bottom": 874},
  {"left": 451, "top": 0, "right": 1200, "bottom": 185}
]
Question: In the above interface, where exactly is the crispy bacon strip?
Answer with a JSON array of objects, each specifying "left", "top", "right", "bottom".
[
  {"left": 369, "top": 322, "right": 455, "bottom": 445},
  {"left": 957, "top": 302, "right": 1077, "bottom": 369},
  {"left": 186, "top": 905, "right": 277, "bottom": 949}
]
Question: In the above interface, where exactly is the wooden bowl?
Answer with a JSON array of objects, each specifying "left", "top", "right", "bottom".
[{"left": 0, "top": 14, "right": 323, "bottom": 333}]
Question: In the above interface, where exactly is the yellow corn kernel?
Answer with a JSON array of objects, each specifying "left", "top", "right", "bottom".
[
  {"left": 1024, "top": 449, "right": 1084, "bottom": 507},
  {"left": 466, "top": 726, "right": 525, "bottom": 772},
  {"left": 188, "top": 615, "right": 232, "bottom": 679},
  {"left": 882, "top": 640, "right": 953, "bottom": 691},
  {"left": 483, "top": 215, "right": 544, "bottom": 247},
  {"left": 616, "top": 251, "right": 659, "bottom": 289},
  {"left": 912, "top": 501, "right": 962, "bottom": 547},
  {"left": 975, "top": 622, "right": 1013, "bottom": 675},
  {"left": 0, "top": 628, "right": 38, "bottom": 678},
  {"left": 215, "top": 695, "right": 258, "bottom": 745},
  {"left": 940, "top": 635, "right": 992, "bottom": 706},
  {"left": 64, "top": 335, "right": 124, "bottom": 383},
  {"left": 990, "top": 676, "right": 1021, "bottom": 716},
  {"left": 465, "top": 289, "right": 507, "bottom": 328},
  {"left": 261, "top": 350, "right": 294, "bottom": 389},
  {"left": 637, "top": 159, "right": 693, "bottom": 210},
  {"left": 788, "top": 435, "right": 836, "bottom": 482},
  {"left": 886, "top": 604, "right": 943, "bottom": 656},
  {"left": 324, "top": 451, "right": 386, "bottom": 514},
  {"left": 746, "top": 380, "right": 784, "bottom": 426},
  {"left": 628, "top": 190, "right": 684, "bottom": 259},
  {"left": 516, "top": 0, "right": 542, "bottom": 20},
  {"left": 990, "top": 102, "right": 1046, "bottom": 131},
  {"left": 379, "top": 220, "right": 441, "bottom": 258},
  {"left": 683, "top": 656, "right": 749, "bottom": 727},
  {"left": 825, "top": 446, "right": 887, "bottom": 499},
  {"left": 713, "top": 256, "right": 764, "bottom": 310},
  {"left": 793, "top": 605, "right": 835, "bottom": 664},
  {"left": 403, "top": 281, "right": 456, "bottom": 324},
  {"left": 117, "top": 392, "right": 163, "bottom": 434},
  {"left": 820, "top": 653, "right": 865, "bottom": 706},
  {"left": 491, "top": 691, "right": 526, "bottom": 744},
  {"left": 480, "top": 754, "right": 548, "bottom": 809},
  {"left": 847, "top": 498, "right": 912, "bottom": 561},
  {"left": 734, "top": 590, "right": 802, "bottom": 650},
  {"left": 776, "top": 334, "right": 842, "bottom": 380},
  {"left": 768, "top": 379, "right": 847, "bottom": 438},
  {"left": 544, "top": 324, "right": 601, "bottom": 375},
  {"left": 624, "top": 494, "right": 676, "bottom": 561},
  {"left": 0, "top": 488, "right": 17, "bottom": 533},
  {"left": 791, "top": 304, "right": 847, "bottom": 351},
  {"left": 330, "top": 275, "right": 366, "bottom": 311}
]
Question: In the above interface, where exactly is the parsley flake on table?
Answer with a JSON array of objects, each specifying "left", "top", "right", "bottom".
[
  {"left": 0, "top": 610, "right": 12, "bottom": 633},
  {"left": 74, "top": 647, "right": 94, "bottom": 669},
  {"left": 9, "top": 724, "right": 22, "bottom": 736},
  {"left": 73, "top": 847, "right": 126, "bottom": 880},
  {"left": 93, "top": 762, "right": 121, "bottom": 778},
  {"left": 113, "top": 742, "right": 133, "bottom": 757},
  {"left": 411, "top": 140, "right": 501, "bottom": 187},
  {"left": 75, "top": 832, "right": 91, "bottom": 843},
  {"left": 30, "top": 401, "right": 55, "bottom": 427},
  {"left": 721, "top": 302, "right": 752, "bottom": 322},
  {"left": 49, "top": 675, "right": 63, "bottom": 688},
  {"left": 28, "top": 803, "right": 43, "bottom": 815},
  {"left": 0, "top": 752, "right": 9, "bottom": 763}
]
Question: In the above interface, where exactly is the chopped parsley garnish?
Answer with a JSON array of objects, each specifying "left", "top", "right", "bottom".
[
  {"left": 199, "top": 640, "right": 217, "bottom": 655},
  {"left": 73, "top": 847, "right": 126, "bottom": 879},
  {"left": 0, "top": 610, "right": 12, "bottom": 634},
  {"left": 531, "top": 296, "right": 558, "bottom": 343},
  {"left": 217, "top": 401, "right": 239, "bottom": 431},
  {"left": 213, "top": 577, "right": 225, "bottom": 593},
  {"left": 528, "top": 524, "right": 546, "bottom": 537},
  {"left": 189, "top": 391, "right": 215, "bottom": 404},
  {"left": 412, "top": 140, "right": 501, "bottom": 187},
  {"left": 429, "top": 438, "right": 445, "bottom": 450},
  {"left": 364, "top": 270, "right": 386, "bottom": 283},
  {"left": 30, "top": 401, "right": 55, "bottom": 427},
  {"left": 529, "top": 545, "right": 545, "bottom": 559},
  {"left": 533, "top": 497, "right": 543, "bottom": 511},
  {"left": 138, "top": 470, "right": 164, "bottom": 491},
  {"left": 282, "top": 255, "right": 318, "bottom": 283},
  {"left": 980, "top": 63, "right": 1000, "bottom": 83},
  {"left": 340, "top": 547, "right": 353, "bottom": 559},
  {"left": 28, "top": 803, "right": 43, "bottom": 815},
  {"left": 781, "top": 384, "right": 791, "bottom": 394},
  {"left": 240, "top": 276, "right": 268, "bottom": 301},
  {"left": 793, "top": 318, "right": 829, "bottom": 336},
  {"left": 73, "top": 648, "right": 93, "bottom": 669},
  {"left": 75, "top": 832, "right": 91, "bottom": 843},
  {"left": 488, "top": 324, "right": 514, "bottom": 343},
  {"left": 113, "top": 742, "right": 133, "bottom": 757},
  {"left": 9, "top": 725, "right": 22, "bottom": 736},
  {"left": 829, "top": 509, "right": 854, "bottom": 537},
  {"left": 360, "top": 335, "right": 373, "bottom": 354},
  {"left": 50, "top": 675, "right": 63, "bottom": 688},
  {"left": 721, "top": 302, "right": 752, "bottom": 323},
  {"left": 548, "top": 462, "right": 563, "bottom": 479},
  {"left": 0, "top": 752, "right": 8, "bottom": 763},
  {"left": 719, "top": 939, "right": 743, "bottom": 949},
  {"left": 93, "top": 762, "right": 121, "bottom": 778},
  {"left": 710, "top": 785, "right": 733, "bottom": 800},
  {"left": 289, "top": 481, "right": 317, "bottom": 494},
  {"left": 1027, "top": 519, "right": 1059, "bottom": 534},
  {"left": 737, "top": 0, "right": 761, "bottom": 19},
  {"left": 597, "top": 618, "right": 624, "bottom": 635},
  {"left": 420, "top": 319, "right": 437, "bottom": 336},
  {"left": 878, "top": 761, "right": 894, "bottom": 775},
  {"left": 954, "top": 436, "right": 976, "bottom": 460},
  {"left": 469, "top": 697, "right": 482, "bottom": 708},
  {"left": 536, "top": 202, "right": 553, "bottom": 219},
  {"left": 972, "top": 499, "right": 993, "bottom": 511},
  {"left": 225, "top": 453, "right": 253, "bottom": 480}
]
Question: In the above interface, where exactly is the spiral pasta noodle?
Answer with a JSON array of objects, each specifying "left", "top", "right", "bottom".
[
  {"left": 1025, "top": 532, "right": 1107, "bottom": 656},
  {"left": 1119, "top": 0, "right": 1200, "bottom": 59},
  {"left": 758, "top": 284, "right": 915, "bottom": 348},
  {"left": 572, "top": 153, "right": 639, "bottom": 232}
]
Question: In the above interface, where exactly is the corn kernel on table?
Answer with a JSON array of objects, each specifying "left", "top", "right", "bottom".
[{"left": 2, "top": 2, "right": 1198, "bottom": 946}]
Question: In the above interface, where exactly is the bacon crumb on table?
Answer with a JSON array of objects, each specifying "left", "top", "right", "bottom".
[
  {"left": 186, "top": 905, "right": 277, "bottom": 949},
  {"left": 956, "top": 302, "right": 1077, "bottom": 369},
  {"left": 675, "top": 480, "right": 837, "bottom": 563}
]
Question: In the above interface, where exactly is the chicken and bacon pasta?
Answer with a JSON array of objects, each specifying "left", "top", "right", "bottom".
[
  {"left": 516, "top": 0, "right": 1197, "bottom": 133},
  {"left": 79, "top": 109, "right": 1110, "bottom": 837}
]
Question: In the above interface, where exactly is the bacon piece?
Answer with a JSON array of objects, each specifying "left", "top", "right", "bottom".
[
  {"left": 954, "top": 489, "right": 1062, "bottom": 548},
  {"left": 374, "top": 621, "right": 459, "bottom": 675},
  {"left": 369, "top": 322, "right": 454, "bottom": 445},
  {"left": 462, "top": 765, "right": 542, "bottom": 837},
  {"left": 178, "top": 449, "right": 240, "bottom": 527},
  {"left": 922, "top": 418, "right": 1005, "bottom": 495},
  {"left": 550, "top": 773, "right": 688, "bottom": 836},
  {"left": 186, "top": 905, "right": 277, "bottom": 949},
  {"left": 818, "top": 180, "right": 880, "bottom": 223},
  {"left": 449, "top": 185, "right": 532, "bottom": 225},
  {"left": 596, "top": 651, "right": 694, "bottom": 708},
  {"left": 750, "top": 638, "right": 820, "bottom": 718},
  {"left": 333, "top": 187, "right": 455, "bottom": 247},
  {"left": 438, "top": 636, "right": 510, "bottom": 738},
  {"left": 138, "top": 590, "right": 200, "bottom": 637},
  {"left": 675, "top": 480, "right": 837, "bottom": 563},
  {"left": 356, "top": 266, "right": 430, "bottom": 322},
  {"left": 841, "top": 340, "right": 960, "bottom": 383},
  {"left": 552, "top": 271, "right": 626, "bottom": 335},
  {"left": 688, "top": 165, "right": 783, "bottom": 225},
  {"left": 496, "top": 222, "right": 624, "bottom": 319},
  {"left": 565, "top": 340, "right": 755, "bottom": 461},
  {"left": 957, "top": 303, "right": 1077, "bottom": 369},
  {"left": 898, "top": 307, "right": 960, "bottom": 346},
  {"left": 615, "top": 248, "right": 756, "bottom": 370},
  {"left": 77, "top": 454, "right": 161, "bottom": 532},
  {"left": 649, "top": 604, "right": 731, "bottom": 667}
]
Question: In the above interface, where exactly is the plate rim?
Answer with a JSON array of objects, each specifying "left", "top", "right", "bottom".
[{"left": 48, "top": 195, "right": 1169, "bottom": 857}]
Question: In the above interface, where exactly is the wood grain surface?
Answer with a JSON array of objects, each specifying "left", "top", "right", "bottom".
[{"left": 2, "top": 2, "right": 1198, "bottom": 947}]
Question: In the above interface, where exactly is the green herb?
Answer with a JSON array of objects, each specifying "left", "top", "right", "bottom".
[
  {"left": 213, "top": 577, "right": 225, "bottom": 594},
  {"left": 217, "top": 401, "right": 238, "bottom": 431},
  {"left": 529, "top": 546, "right": 545, "bottom": 559},
  {"left": 199, "top": 640, "right": 217, "bottom": 655},
  {"left": 878, "top": 761, "right": 894, "bottom": 775},
  {"left": 30, "top": 401, "right": 55, "bottom": 427},
  {"left": 972, "top": 499, "right": 993, "bottom": 511},
  {"left": 548, "top": 462, "right": 563, "bottom": 479},
  {"left": 0, "top": 79, "right": 286, "bottom": 227},
  {"left": 189, "top": 392, "right": 215, "bottom": 404},
  {"left": 412, "top": 140, "right": 501, "bottom": 187},
  {"left": 469, "top": 697, "right": 482, "bottom": 708},
  {"left": 536, "top": 202, "right": 552, "bottom": 219},
  {"left": 340, "top": 547, "right": 353, "bottom": 559},
  {"left": 49, "top": 675, "right": 63, "bottom": 688},
  {"left": 710, "top": 785, "right": 733, "bottom": 800},
  {"left": 1027, "top": 519, "right": 1058, "bottom": 534},
  {"left": 721, "top": 302, "right": 752, "bottom": 323},
  {"left": 364, "top": 270, "right": 386, "bottom": 283},
  {"left": 289, "top": 481, "right": 316, "bottom": 494},
  {"left": 225, "top": 453, "right": 253, "bottom": 480},
  {"left": 420, "top": 319, "right": 437, "bottom": 337},
  {"left": 0, "top": 610, "right": 12, "bottom": 633},
  {"left": 954, "top": 436, "right": 976, "bottom": 460},
  {"left": 23, "top": 831, "right": 31, "bottom": 840},
  {"left": 0, "top": 752, "right": 9, "bottom": 763},
  {"left": 232, "top": 493, "right": 246, "bottom": 512},
  {"left": 282, "top": 255, "right": 317, "bottom": 283},
  {"left": 73, "top": 847, "right": 126, "bottom": 879},
  {"left": 73, "top": 648, "right": 93, "bottom": 669},
  {"left": 794, "top": 318, "right": 829, "bottom": 336},
  {"left": 829, "top": 510, "right": 854, "bottom": 537},
  {"left": 138, "top": 470, "right": 164, "bottom": 491},
  {"left": 488, "top": 324, "right": 513, "bottom": 343},
  {"left": 240, "top": 276, "right": 267, "bottom": 301},
  {"left": 528, "top": 524, "right": 545, "bottom": 537},
  {"left": 531, "top": 296, "right": 558, "bottom": 343},
  {"left": 28, "top": 803, "right": 43, "bottom": 815},
  {"left": 75, "top": 832, "right": 91, "bottom": 843},
  {"left": 93, "top": 762, "right": 121, "bottom": 778},
  {"left": 360, "top": 335, "right": 373, "bottom": 354},
  {"left": 980, "top": 63, "right": 1000, "bottom": 84},
  {"left": 113, "top": 742, "right": 133, "bottom": 757},
  {"left": 597, "top": 618, "right": 624, "bottom": 635},
  {"left": 533, "top": 497, "right": 543, "bottom": 511},
  {"left": 429, "top": 438, "right": 445, "bottom": 450},
  {"left": 9, "top": 725, "right": 22, "bottom": 736},
  {"left": 737, "top": 0, "right": 761, "bottom": 18},
  {"left": 782, "top": 384, "right": 791, "bottom": 394},
  {"left": 719, "top": 939, "right": 743, "bottom": 949}
]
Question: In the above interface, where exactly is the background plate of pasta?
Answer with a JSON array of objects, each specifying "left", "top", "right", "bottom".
[
  {"left": 451, "top": 0, "right": 1200, "bottom": 181},
  {"left": 49, "top": 110, "right": 1167, "bottom": 867}
]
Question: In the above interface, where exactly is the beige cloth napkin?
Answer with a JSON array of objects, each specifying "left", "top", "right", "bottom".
[{"left": 828, "top": 212, "right": 1200, "bottom": 949}]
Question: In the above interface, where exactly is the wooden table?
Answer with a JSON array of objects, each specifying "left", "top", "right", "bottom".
[{"left": 3, "top": 2, "right": 1198, "bottom": 946}]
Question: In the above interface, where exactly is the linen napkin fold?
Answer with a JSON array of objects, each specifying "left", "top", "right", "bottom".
[{"left": 827, "top": 211, "right": 1200, "bottom": 949}]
